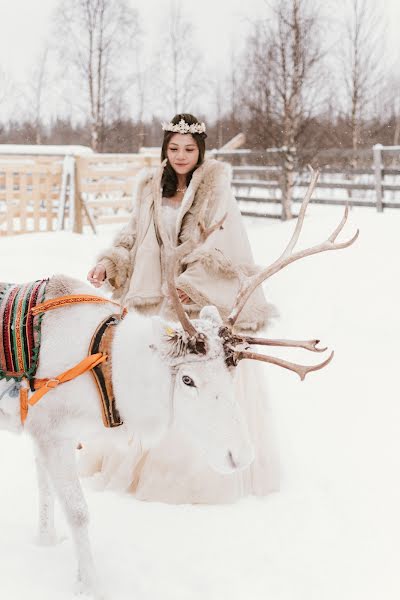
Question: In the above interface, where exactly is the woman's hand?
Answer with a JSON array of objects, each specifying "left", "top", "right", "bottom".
[
  {"left": 177, "top": 288, "right": 193, "bottom": 304},
  {"left": 87, "top": 264, "right": 106, "bottom": 288}
]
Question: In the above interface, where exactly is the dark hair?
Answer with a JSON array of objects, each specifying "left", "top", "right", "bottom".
[{"left": 161, "top": 113, "right": 207, "bottom": 198}]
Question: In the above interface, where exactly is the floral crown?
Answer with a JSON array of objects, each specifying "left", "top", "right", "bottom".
[{"left": 162, "top": 118, "right": 206, "bottom": 135}]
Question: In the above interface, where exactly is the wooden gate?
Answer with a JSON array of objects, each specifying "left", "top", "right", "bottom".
[
  {"left": 74, "top": 153, "right": 157, "bottom": 231},
  {"left": 0, "top": 159, "right": 63, "bottom": 235}
]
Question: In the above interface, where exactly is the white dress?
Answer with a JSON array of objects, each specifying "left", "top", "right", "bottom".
[{"left": 79, "top": 200, "right": 280, "bottom": 503}]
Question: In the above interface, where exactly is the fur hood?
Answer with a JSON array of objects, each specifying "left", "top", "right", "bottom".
[{"left": 98, "top": 158, "right": 272, "bottom": 332}]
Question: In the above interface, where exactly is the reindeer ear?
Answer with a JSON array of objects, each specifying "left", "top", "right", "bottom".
[
  {"left": 151, "top": 317, "right": 177, "bottom": 345},
  {"left": 151, "top": 316, "right": 188, "bottom": 358},
  {"left": 151, "top": 316, "right": 207, "bottom": 358},
  {"left": 199, "top": 305, "right": 222, "bottom": 326}
]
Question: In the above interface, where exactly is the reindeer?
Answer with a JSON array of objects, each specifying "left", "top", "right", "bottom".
[{"left": 0, "top": 171, "right": 358, "bottom": 598}]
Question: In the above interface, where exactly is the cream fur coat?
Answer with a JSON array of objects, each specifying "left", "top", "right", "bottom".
[{"left": 98, "top": 158, "right": 270, "bottom": 331}]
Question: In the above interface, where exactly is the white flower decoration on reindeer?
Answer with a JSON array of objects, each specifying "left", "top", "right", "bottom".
[{"left": 162, "top": 118, "right": 206, "bottom": 135}]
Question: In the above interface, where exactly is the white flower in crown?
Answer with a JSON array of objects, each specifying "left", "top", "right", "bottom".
[{"left": 162, "top": 118, "right": 206, "bottom": 134}]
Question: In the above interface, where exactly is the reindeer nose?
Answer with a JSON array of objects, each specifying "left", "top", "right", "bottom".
[
  {"left": 226, "top": 445, "right": 255, "bottom": 471},
  {"left": 227, "top": 450, "right": 237, "bottom": 469}
]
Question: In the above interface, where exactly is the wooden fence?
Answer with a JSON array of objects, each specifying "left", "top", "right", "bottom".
[
  {"left": 218, "top": 144, "right": 400, "bottom": 218},
  {"left": 0, "top": 158, "right": 63, "bottom": 235},
  {"left": 1, "top": 145, "right": 399, "bottom": 235},
  {"left": 231, "top": 165, "right": 400, "bottom": 219},
  {"left": 0, "top": 153, "right": 158, "bottom": 236},
  {"left": 75, "top": 154, "right": 158, "bottom": 232}
]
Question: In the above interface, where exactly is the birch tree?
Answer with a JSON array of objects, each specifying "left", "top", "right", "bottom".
[
  {"left": 24, "top": 47, "right": 51, "bottom": 145},
  {"left": 340, "top": 0, "right": 385, "bottom": 163},
  {"left": 0, "top": 68, "right": 14, "bottom": 123},
  {"left": 54, "top": 0, "right": 139, "bottom": 151},
  {"left": 242, "top": 0, "right": 325, "bottom": 219},
  {"left": 156, "top": 0, "right": 204, "bottom": 115}
]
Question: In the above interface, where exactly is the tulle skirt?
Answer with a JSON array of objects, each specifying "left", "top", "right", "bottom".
[{"left": 79, "top": 360, "right": 280, "bottom": 504}]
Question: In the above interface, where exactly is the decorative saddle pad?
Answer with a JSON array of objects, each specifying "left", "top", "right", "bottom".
[{"left": 0, "top": 280, "right": 48, "bottom": 382}]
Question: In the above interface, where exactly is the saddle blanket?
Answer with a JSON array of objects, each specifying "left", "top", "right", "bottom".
[{"left": 0, "top": 280, "right": 48, "bottom": 382}]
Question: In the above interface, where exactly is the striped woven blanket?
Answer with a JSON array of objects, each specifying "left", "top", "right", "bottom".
[{"left": 0, "top": 280, "right": 48, "bottom": 382}]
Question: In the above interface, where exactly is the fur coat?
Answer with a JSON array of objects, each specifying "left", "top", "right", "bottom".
[{"left": 97, "top": 158, "right": 271, "bottom": 332}]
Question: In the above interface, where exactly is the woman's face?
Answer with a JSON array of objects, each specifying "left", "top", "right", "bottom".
[{"left": 167, "top": 133, "right": 199, "bottom": 176}]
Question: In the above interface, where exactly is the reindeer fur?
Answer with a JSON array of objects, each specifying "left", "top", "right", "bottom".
[{"left": 0, "top": 274, "right": 253, "bottom": 598}]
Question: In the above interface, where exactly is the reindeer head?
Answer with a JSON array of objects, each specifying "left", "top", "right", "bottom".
[{"left": 151, "top": 305, "right": 254, "bottom": 474}]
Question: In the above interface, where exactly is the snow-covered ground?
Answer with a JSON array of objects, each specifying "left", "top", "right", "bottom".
[{"left": 0, "top": 205, "right": 398, "bottom": 599}]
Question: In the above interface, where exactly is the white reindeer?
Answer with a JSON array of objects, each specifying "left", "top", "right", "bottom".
[{"left": 0, "top": 172, "right": 358, "bottom": 598}]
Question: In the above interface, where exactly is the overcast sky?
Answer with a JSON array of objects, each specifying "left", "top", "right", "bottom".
[
  {"left": 0, "top": 0, "right": 399, "bottom": 121},
  {"left": 0, "top": 0, "right": 267, "bottom": 76}
]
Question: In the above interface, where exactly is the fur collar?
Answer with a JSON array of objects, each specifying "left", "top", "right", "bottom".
[
  {"left": 141, "top": 158, "right": 232, "bottom": 244},
  {"left": 174, "top": 159, "right": 232, "bottom": 233},
  {"left": 134, "top": 158, "right": 232, "bottom": 210}
]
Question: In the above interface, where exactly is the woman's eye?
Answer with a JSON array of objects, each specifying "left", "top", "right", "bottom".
[{"left": 182, "top": 375, "right": 195, "bottom": 387}]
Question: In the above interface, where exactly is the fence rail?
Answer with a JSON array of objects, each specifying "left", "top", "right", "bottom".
[
  {"left": 75, "top": 153, "right": 158, "bottom": 230},
  {"left": 0, "top": 153, "right": 159, "bottom": 235},
  {"left": 231, "top": 152, "right": 400, "bottom": 216},
  {"left": 0, "top": 159, "right": 63, "bottom": 235}
]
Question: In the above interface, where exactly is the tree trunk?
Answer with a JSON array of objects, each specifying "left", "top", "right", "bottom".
[
  {"left": 35, "top": 123, "right": 42, "bottom": 145},
  {"left": 281, "top": 127, "right": 296, "bottom": 220},
  {"left": 394, "top": 119, "right": 400, "bottom": 146},
  {"left": 91, "top": 124, "right": 98, "bottom": 152},
  {"left": 351, "top": 114, "right": 358, "bottom": 169}
]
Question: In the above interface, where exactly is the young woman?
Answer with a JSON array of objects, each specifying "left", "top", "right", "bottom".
[{"left": 85, "top": 113, "right": 280, "bottom": 503}]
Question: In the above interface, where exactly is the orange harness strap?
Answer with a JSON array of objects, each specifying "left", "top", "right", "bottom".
[
  {"left": 20, "top": 386, "right": 29, "bottom": 425},
  {"left": 20, "top": 353, "right": 108, "bottom": 424},
  {"left": 31, "top": 294, "right": 124, "bottom": 317}
]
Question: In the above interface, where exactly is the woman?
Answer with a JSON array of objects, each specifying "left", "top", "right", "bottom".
[{"left": 85, "top": 113, "right": 280, "bottom": 503}]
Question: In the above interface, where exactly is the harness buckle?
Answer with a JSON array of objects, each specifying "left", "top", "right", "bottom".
[{"left": 45, "top": 378, "right": 60, "bottom": 389}]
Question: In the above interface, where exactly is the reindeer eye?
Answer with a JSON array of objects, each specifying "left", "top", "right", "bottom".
[{"left": 182, "top": 375, "right": 195, "bottom": 387}]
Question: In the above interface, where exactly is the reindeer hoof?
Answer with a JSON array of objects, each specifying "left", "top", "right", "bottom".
[
  {"left": 35, "top": 531, "right": 67, "bottom": 546},
  {"left": 74, "top": 579, "right": 106, "bottom": 599}
]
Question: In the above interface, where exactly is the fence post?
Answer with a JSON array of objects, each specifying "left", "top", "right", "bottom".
[
  {"left": 73, "top": 156, "right": 83, "bottom": 233},
  {"left": 373, "top": 144, "right": 384, "bottom": 213}
]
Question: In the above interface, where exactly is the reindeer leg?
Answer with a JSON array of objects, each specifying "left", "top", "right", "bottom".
[
  {"left": 34, "top": 446, "right": 58, "bottom": 545},
  {"left": 37, "top": 438, "right": 103, "bottom": 599}
]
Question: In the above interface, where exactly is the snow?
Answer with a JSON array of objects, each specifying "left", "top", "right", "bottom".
[
  {"left": 0, "top": 144, "right": 93, "bottom": 156},
  {"left": 0, "top": 204, "right": 398, "bottom": 599}
]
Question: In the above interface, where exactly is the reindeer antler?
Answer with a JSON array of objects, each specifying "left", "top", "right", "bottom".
[
  {"left": 220, "top": 167, "right": 359, "bottom": 379},
  {"left": 233, "top": 348, "right": 334, "bottom": 381},
  {"left": 227, "top": 168, "right": 359, "bottom": 327},
  {"left": 154, "top": 163, "right": 226, "bottom": 339}
]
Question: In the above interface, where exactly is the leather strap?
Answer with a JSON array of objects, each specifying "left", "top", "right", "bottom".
[{"left": 88, "top": 314, "right": 124, "bottom": 428}]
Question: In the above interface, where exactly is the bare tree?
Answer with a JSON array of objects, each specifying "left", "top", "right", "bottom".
[
  {"left": 242, "top": 0, "right": 325, "bottom": 219},
  {"left": 156, "top": 0, "right": 204, "bottom": 116},
  {"left": 240, "top": 19, "right": 275, "bottom": 145},
  {"left": 128, "top": 28, "right": 153, "bottom": 149},
  {"left": 393, "top": 88, "right": 400, "bottom": 147},
  {"left": 0, "top": 69, "right": 8, "bottom": 109},
  {"left": 23, "top": 47, "right": 51, "bottom": 145},
  {"left": 53, "top": 0, "right": 139, "bottom": 151},
  {"left": 212, "top": 73, "right": 224, "bottom": 148},
  {"left": 0, "top": 68, "right": 15, "bottom": 123},
  {"left": 340, "top": 0, "right": 385, "bottom": 163}
]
